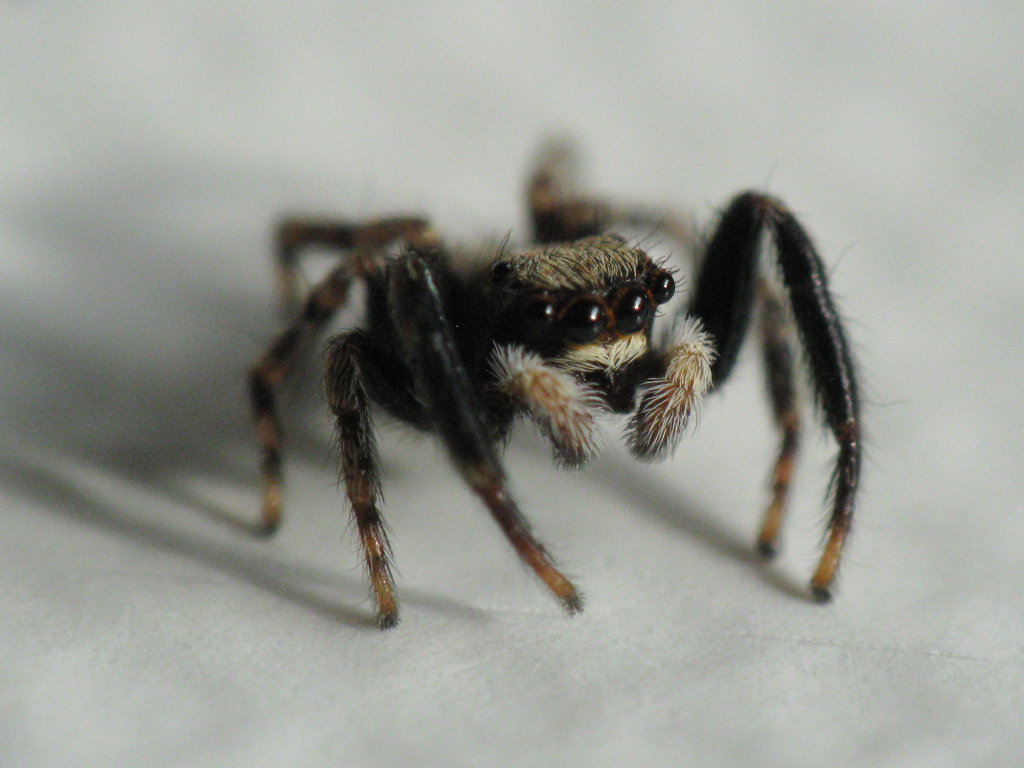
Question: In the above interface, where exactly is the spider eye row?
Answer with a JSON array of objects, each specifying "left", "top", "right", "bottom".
[{"left": 525, "top": 270, "right": 676, "bottom": 343}]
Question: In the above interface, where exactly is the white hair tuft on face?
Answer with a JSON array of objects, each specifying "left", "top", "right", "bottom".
[{"left": 553, "top": 334, "right": 650, "bottom": 374}]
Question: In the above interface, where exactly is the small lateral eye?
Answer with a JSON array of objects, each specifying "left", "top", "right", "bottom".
[
  {"left": 650, "top": 271, "right": 676, "bottom": 304},
  {"left": 559, "top": 298, "right": 607, "bottom": 343},
  {"left": 491, "top": 261, "right": 513, "bottom": 283},
  {"left": 615, "top": 289, "right": 651, "bottom": 334}
]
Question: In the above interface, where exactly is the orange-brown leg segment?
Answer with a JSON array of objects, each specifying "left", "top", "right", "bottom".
[
  {"left": 474, "top": 473, "right": 583, "bottom": 614},
  {"left": 755, "top": 278, "right": 801, "bottom": 558},
  {"left": 325, "top": 333, "right": 398, "bottom": 628},
  {"left": 811, "top": 420, "right": 860, "bottom": 601}
]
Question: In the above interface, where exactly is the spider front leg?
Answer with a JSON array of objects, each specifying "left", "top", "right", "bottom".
[
  {"left": 388, "top": 249, "right": 583, "bottom": 614},
  {"left": 689, "top": 191, "right": 862, "bottom": 600},
  {"left": 489, "top": 344, "right": 602, "bottom": 468}
]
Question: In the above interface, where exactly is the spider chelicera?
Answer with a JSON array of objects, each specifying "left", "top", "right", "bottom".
[{"left": 248, "top": 141, "right": 861, "bottom": 629}]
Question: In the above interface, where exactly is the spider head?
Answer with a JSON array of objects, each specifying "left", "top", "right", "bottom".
[{"left": 490, "top": 235, "right": 675, "bottom": 372}]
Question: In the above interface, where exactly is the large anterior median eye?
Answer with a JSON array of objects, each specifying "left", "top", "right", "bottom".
[
  {"left": 559, "top": 297, "right": 607, "bottom": 343},
  {"left": 614, "top": 289, "right": 651, "bottom": 333}
]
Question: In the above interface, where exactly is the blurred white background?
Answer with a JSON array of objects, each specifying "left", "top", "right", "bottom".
[{"left": 2, "top": 3, "right": 1024, "bottom": 766}]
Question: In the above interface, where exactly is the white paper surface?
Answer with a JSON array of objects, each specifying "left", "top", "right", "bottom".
[{"left": 3, "top": 4, "right": 1024, "bottom": 766}]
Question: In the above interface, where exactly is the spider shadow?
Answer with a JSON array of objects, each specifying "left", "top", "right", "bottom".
[
  {"left": 0, "top": 156, "right": 483, "bottom": 628},
  {"left": 2, "top": 307, "right": 481, "bottom": 630},
  {"left": 594, "top": 449, "right": 812, "bottom": 601},
  {"left": 0, "top": 452, "right": 374, "bottom": 628},
  {"left": 0, "top": 449, "right": 487, "bottom": 629}
]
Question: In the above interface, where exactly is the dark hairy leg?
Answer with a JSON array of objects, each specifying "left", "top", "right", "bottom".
[
  {"left": 249, "top": 262, "right": 354, "bottom": 532},
  {"left": 248, "top": 217, "right": 438, "bottom": 532},
  {"left": 324, "top": 333, "right": 399, "bottom": 628},
  {"left": 387, "top": 248, "right": 583, "bottom": 613}
]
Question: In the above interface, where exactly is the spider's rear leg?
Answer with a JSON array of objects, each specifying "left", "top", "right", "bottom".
[
  {"left": 325, "top": 333, "right": 399, "bottom": 628},
  {"left": 249, "top": 262, "right": 354, "bottom": 532},
  {"left": 528, "top": 139, "right": 608, "bottom": 243},
  {"left": 689, "top": 191, "right": 861, "bottom": 600},
  {"left": 249, "top": 217, "right": 438, "bottom": 532},
  {"left": 275, "top": 216, "right": 436, "bottom": 310},
  {"left": 388, "top": 249, "right": 583, "bottom": 614},
  {"left": 527, "top": 139, "right": 691, "bottom": 245}
]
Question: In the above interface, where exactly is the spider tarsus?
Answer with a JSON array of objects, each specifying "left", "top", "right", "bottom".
[
  {"left": 377, "top": 610, "right": 400, "bottom": 630},
  {"left": 755, "top": 539, "right": 777, "bottom": 559},
  {"left": 810, "top": 585, "right": 833, "bottom": 604},
  {"left": 561, "top": 591, "right": 585, "bottom": 616},
  {"left": 551, "top": 448, "right": 592, "bottom": 471},
  {"left": 252, "top": 519, "right": 280, "bottom": 538}
]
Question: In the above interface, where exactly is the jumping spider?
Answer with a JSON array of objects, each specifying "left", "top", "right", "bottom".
[{"left": 248, "top": 142, "right": 861, "bottom": 628}]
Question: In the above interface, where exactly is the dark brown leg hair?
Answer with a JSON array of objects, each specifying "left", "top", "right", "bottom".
[
  {"left": 249, "top": 217, "right": 438, "bottom": 533},
  {"left": 754, "top": 277, "right": 801, "bottom": 558},
  {"left": 387, "top": 248, "right": 583, "bottom": 614},
  {"left": 324, "top": 333, "right": 397, "bottom": 628}
]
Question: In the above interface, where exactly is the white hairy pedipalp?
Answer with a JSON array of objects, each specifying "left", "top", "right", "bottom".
[
  {"left": 626, "top": 316, "right": 715, "bottom": 459},
  {"left": 490, "top": 344, "right": 603, "bottom": 467}
]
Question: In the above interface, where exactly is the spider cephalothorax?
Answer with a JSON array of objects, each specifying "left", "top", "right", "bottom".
[
  {"left": 490, "top": 235, "right": 673, "bottom": 355},
  {"left": 248, "top": 141, "right": 861, "bottom": 628}
]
